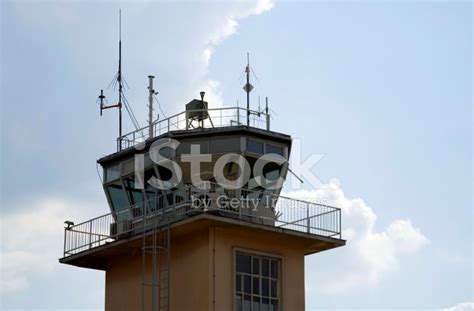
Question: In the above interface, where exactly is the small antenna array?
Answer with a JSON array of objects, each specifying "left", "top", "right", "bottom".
[
  {"left": 97, "top": 16, "right": 277, "bottom": 150},
  {"left": 243, "top": 53, "right": 254, "bottom": 126},
  {"left": 97, "top": 9, "right": 144, "bottom": 150},
  {"left": 242, "top": 53, "right": 270, "bottom": 126}
]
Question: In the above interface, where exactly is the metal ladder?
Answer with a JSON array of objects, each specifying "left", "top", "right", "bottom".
[{"left": 141, "top": 203, "right": 170, "bottom": 311}]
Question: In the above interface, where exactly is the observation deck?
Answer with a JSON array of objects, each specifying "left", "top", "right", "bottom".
[{"left": 61, "top": 183, "right": 343, "bottom": 262}]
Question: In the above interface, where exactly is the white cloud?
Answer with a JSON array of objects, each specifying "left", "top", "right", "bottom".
[
  {"left": 193, "top": 0, "right": 275, "bottom": 107},
  {"left": 10, "top": 0, "right": 275, "bottom": 121},
  {"left": 284, "top": 185, "right": 429, "bottom": 294},
  {"left": 386, "top": 219, "right": 429, "bottom": 253},
  {"left": 253, "top": 0, "right": 275, "bottom": 15},
  {"left": 440, "top": 302, "right": 474, "bottom": 311},
  {"left": 0, "top": 197, "right": 103, "bottom": 294},
  {"left": 199, "top": 79, "right": 225, "bottom": 109},
  {"left": 207, "top": 18, "right": 239, "bottom": 46}
]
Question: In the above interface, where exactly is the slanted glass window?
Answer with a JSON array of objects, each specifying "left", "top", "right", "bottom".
[
  {"left": 144, "top": 168, "right": 159, "bottom": 198},
  {"left": 121, "top": 159, "right": 135, "bottom": 176},
  {"left": 123, "top": 177, "right": 144, "bottom": 205},
  {"left": 177, "top": 142, "right": 191, "bottom": 155},
  {"left": 265, "top": 144, "right": 283, "bottom": 156},
  {"left": 105, "top": 164, "right": 120, "bottom": 182},
  {"left": 235, "top": 251, "right": 280, "bottom": 311},
  {"left": 247, "top": 140, "right": 263, "bottom": 155},
  {"left": 263, "top": 162, "right": 282, "bottom": 182},
  {"left": 106, "top": 181, "right": 129, "bottom": 212},
  {"left": 144, "top": 153, "right": 154, "bottom": 168},
  {"left": 159, "top": 146, "right": 174, "bottom": 159}
]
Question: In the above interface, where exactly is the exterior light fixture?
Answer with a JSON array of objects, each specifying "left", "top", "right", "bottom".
[{"left": 64, "top": 221, "right": 74, "bottom": 229}]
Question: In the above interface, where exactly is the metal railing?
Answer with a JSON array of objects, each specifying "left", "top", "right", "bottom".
[
  {"left": 117, "top": 107, "right": 270, "bottom": 150},
  {"left": 62, "top": 184, "right": 341, "bottom": 257}
]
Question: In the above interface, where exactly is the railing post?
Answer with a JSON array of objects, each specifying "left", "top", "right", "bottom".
[
  {"left": 63, "top": 227, "right": 67, "bottom": 257},
  {"left": 89, "top": 220, "right": 92, "bottom": 249},
  {"left": 237, "top": 108, "right": 240, "bottom": 125},
  {"left": 239, "top": 195, "right": 242, "bottom": 220},
  {"left": 266, "top": 113, "right": 270, "bottom": 131},
  {"left": 339, "top": 208, "right": 342, "bottom": 238},
  {"left": 168, "top": 118, "right": 170, "bottom": 132},
  {"left": 306, "top": 202, "right": 310, "bottom": 233}
]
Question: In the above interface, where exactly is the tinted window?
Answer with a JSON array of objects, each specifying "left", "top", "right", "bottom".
[
  {"left": 178, "top": 142, "right": 209, "bottom": 155},
  {"left": 210, "top": 138, "right": 240, "bottom": 153},
  {"left": 107, "top": 182, "right": 129, "bottom": 211},
  {"left": 123, "top": 177, "right": 144, "bottom": 205},
  {"left": 262, "top": 258, "right": 269, "bottom": 277},
  {"left": 263, "top": 162, "right": 281, "bottom": 182},
  {"left": 236, "top": 252, "right": 251, "bottom": 274},
  {"left": 266, "top": 144, "right": 283, "bottom": 156},
  {"left": 105, "top": 164, "right": 120, "bottom": 182},
  {"left": 177, "top": 142, "right": 190, "bottom": 155},
  {"left": 270, "top": 260, "right": 278, "bottom": 278},
  {"left": 159, "top": 147, "right": 174, "bottom": 158},
  {"left": 247, "top": 140, "right": 263, "bottom": 154}
]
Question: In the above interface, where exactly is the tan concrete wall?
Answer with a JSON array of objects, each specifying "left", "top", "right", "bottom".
[
  {"left": 169, "top": 227, "right": 210, "bottom": 310},
  {"left": 105, "top": 249, "right": 141, "bottom": 311},
  {"left": 105, "top": 224, "right": 306, "bottom": 311},
  {"left": 105, "top": 227, "right": 210, "bottom": 311},
  {"left": 212, "top": 226, "right": 306, "bottom": 311}
]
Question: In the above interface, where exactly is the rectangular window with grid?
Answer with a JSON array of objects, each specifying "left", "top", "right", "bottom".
[{"left": 235, "top": 251, "right": 280, "bottom": 311}]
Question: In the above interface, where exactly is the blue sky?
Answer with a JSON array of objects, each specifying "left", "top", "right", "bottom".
[{"left": 1, "top": 1, "right": 472, "bottom": 310}]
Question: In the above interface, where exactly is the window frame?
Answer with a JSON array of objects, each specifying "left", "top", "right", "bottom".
[
  {"left": 243, "top": 137, "right": 288, "bottom": 160},
  {"left": 233, "top": 247, "right": 283, "bottom": 311}
]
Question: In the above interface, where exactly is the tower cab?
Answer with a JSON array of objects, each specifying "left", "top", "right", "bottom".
[{"left": 99, "top": 98, "right": 292, "bottom": 232}]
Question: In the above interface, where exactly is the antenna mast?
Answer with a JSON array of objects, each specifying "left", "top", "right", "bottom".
[
  {"left": 98, "top": 9, "right": 124, "bottom": 150},
  {"left": 147, "top": 75, "right": 157, "bottom": 139},
  {"left": 118, "top": 9, "right": 123, "bottom": 147},
  {"left": 243, "top": 52, "right": 254, "bottom": 126}
]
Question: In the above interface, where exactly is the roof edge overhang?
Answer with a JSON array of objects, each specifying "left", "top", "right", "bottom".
[{"left": 97, "top": 126, "right": 292, "bottom": 166}]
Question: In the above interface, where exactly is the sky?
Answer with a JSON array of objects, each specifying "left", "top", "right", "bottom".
[{"left": 0, "top": 1, "right": 472, "bottom": 310}]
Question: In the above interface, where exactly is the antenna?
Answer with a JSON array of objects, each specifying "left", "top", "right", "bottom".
[
  {"left": 265, "top": 96, "right": 270, "bottom": 130},
  {"left": 243, "top": 52, "right": 254, "bottom": 126},
  {"left": 265, "top": 96, "right": 268, "bottom": 114},
  {"left": 98, "top": 89, "right": 106, "bottom": 116},
  {"left": 258, "top": 95, "right": 261, "bottom": 117},
  {"left": 98, "top": 10, "right": 124, "bottom": 149},
  {"left": 147, "top": 75, "right": 157, "bottom": 139},
  {"left": 118, "top": 9, "right": 123, "bottom": 146}
]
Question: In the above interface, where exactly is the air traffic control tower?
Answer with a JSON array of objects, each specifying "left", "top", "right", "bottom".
[{"left": 60, "top": 81, "right": 345, "bottom": 310}]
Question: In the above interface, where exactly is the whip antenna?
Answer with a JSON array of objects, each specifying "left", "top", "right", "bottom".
[{"left": 243, "top": 53, "right": 254, "bottom": 126}]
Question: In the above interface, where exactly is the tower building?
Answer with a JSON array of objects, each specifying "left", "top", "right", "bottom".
[{"left": 60, "top": 30, "right": 344, "bottom": 309}]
